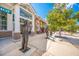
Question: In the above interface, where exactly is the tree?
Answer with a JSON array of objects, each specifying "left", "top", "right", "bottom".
[
  {"left": 74, "top": 11, "right": 79, "bottom": 23},
  {"left": 47, "top": 8, "right": 66, "bottom": 36},
  {"left": 47, "top": 4, "right": 77, "bottom": 37},
  {"left": 66, "top": 19, "right": 77, "bottom": 35},
  {"left": 74, "top": 11, "right": 79, "bottom": 19}
]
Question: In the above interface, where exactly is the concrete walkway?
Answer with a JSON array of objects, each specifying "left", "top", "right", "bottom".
[
  {"left": 43, "top": 38, "right": 79, "bottom": 56},
  {"left": 0, "top": 33, "right": 79, "bottom": 56},
  {"left": 0, "top": 33, "right": 47, "bottom": 56}
]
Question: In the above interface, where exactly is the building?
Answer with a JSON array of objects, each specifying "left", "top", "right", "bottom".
[
  {"left": 0, "top": 3, "right": 36, "bottom": 39},
  {"left": 35, "top": 15, "right": 46, "bottom": 33}
]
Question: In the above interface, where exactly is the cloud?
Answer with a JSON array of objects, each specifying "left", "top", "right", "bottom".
[{"left": 66, "top": 3, "right": 75, "bottom": 8}]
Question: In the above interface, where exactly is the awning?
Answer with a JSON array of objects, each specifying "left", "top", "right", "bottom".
[{"left": 0, "top": 6, "right": 12, "bottom": 14}]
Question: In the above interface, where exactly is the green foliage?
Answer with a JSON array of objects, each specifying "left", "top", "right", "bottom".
[
  {"left": 47, "top": 5, "right": 78, "bottom": 34},
  {"left": 66, "top": 19, "right": 77, "bottom": 32},
  {"left": 75, "top": 11, "right": 79, "bottom": 19}
]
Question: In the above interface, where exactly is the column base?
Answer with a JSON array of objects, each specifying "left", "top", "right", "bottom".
[
  {"left": 13, "top": 32, "right": 21, "bottom": 39},
  {"left": 0, "top": 31, "right": 12, "bottom": 38}
]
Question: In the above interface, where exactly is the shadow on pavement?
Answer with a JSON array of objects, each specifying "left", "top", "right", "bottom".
[
  {"left": 0, "top": 37, "right": 12, "bottom": 48},
  {"left": 55, "top": 36, "right": 79, "bottom": 46}
]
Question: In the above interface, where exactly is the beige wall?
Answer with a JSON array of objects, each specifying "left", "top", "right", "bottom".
[
  {"left": 7, "top": 14, "right": 13, "bottom": 31},
  {"left": 14, "top": 4, "right": 20, "bottom": 33}
]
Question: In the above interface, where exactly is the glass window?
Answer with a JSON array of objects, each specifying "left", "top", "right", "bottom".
[
  {"left": 0, "top": 11, "right": 7, "bottom": 30},
  {"left": 13, "top": 14, "right": 15, "bottom": 31},
  {"left": 20, "top": 8, "right": 32, "bottom": 20}
]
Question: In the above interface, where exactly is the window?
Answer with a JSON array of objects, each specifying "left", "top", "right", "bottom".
[
  {"left": 13, "top": 14, "right": 15, "bottom": 31},
  {"left": 20, "top": 8, "right": 32, "bottom": 20},
  {"left": 0, "top": 11, "right": 7, "bottom": 30}
]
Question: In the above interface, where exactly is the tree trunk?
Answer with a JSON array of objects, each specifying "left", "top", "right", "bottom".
[
  {"left": 50, "top": 31, "right": 52, "bottom": 36},
  {"left": 59, "top": 29, "right": 62, "bottom": 37},
  {"left": 70, "top": 31, "right": 73, "bottom": 36}
]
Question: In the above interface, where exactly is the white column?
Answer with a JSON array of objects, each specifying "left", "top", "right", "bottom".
[
  {"left": 14, "top": 4, "right": 20, "bottom": 33},
  {"left": 7, "top": 14, "right": 13, "bottom": 31},
  {"left": 32, "top": 15, "right": 35, "bottom": 32}
]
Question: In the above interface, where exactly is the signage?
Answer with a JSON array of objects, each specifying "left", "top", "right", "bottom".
[{"left": 0, "top": 6, "right": 12, "bottom": 14}]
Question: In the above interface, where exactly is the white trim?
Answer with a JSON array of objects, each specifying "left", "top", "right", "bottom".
[
  {"left": 20, "top": 16, "right": 32, "bottom": 21},
  {"left": 20, "top": 6, "right": 33, "bottom": 16},
  {"left": 20, "top": 6, "right": 33, "bottom": 20},
  {"left": 29, "top": 3, "right": 37, "bottom": 15}
]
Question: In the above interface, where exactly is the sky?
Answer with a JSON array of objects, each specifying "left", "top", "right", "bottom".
[
  {"left": 72, "top": 3, "right": 79, "bottom": 24},
  {"left": 31, "top": 3, "right": 79, "bottom": 21},
  {"left": 73, "top": 3, "right": 79, "bottom": 12},
  {"left": 31, "top": 3, "right": 53, "bottom": 20}
]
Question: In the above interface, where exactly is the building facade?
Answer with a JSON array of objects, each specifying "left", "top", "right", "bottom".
[
  {"left": 35, "top": 15, "right": 46, "bottom": 33},
  {"left": 0, "top": 3, "right": 35, "bottom": 39}
]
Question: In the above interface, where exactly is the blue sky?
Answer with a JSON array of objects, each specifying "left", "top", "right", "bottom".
[
  {"left": 73, "top": 3, "right": 79, "bottom": 12},
  {"left": 31, "top": 3, "right": 79, "bottom": 21},
  {"left": 72, "top": 3, "right": 79, "bottom": 24},
  {"left": 31, "top": 3, "right": 53, "bottom": 20}
]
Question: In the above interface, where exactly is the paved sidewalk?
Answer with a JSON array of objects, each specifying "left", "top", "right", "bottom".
[
  {"left": 0, "top": 33, "right": 79, "bottom": 56},
  {"left": 43, "top": 39, "right": 79, "bottom": 56},
  {"left": 0, "top": 33, "right": 47, "bottom": 56}
]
